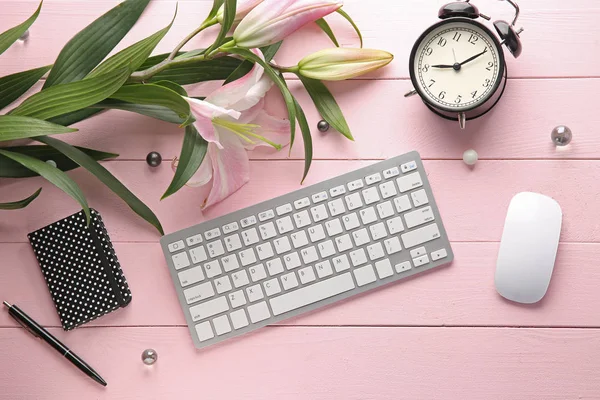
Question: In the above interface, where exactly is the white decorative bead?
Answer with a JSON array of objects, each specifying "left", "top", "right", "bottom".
[
  {"left": 46, "top": 160, "right": 57, "bottom": 168},
  {"left": 142, "top": 348, "right": 158, "bottom": 365},
  {"left": 462, "top": 149, "right": 478, "bottom": 166}
]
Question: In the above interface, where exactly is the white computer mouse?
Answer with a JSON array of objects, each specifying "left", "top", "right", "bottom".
[{"left": 495, "top": 192, "right": 563, "bottom": 304}]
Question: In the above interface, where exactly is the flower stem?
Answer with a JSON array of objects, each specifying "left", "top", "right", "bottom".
[
  {"left": 168, "top": 18, "right": 218, "bottom": 61},
  {"left": 128, "top": 54, "right": 208, "bottom": 83}
]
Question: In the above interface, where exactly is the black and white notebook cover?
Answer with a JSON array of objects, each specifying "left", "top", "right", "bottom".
[{"left": 27, "top": 209, "right": 132, "bottom": 330}]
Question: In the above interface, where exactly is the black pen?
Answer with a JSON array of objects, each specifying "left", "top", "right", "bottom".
[{"left": 3, "top": 301, "right": 107, "bottom": 387}]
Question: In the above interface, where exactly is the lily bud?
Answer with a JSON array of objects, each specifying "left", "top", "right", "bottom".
[
  {"left": 216, "top": 0, "right": 264, "bottom": 24},
  {"left": 233, "top": 0, "right": 343, "bottom": 48},
  {"left": 297, "top": 48, "right": 394, "bottom": 81}
]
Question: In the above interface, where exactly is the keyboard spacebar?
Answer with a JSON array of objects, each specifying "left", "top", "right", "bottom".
[{"left": 270, "top": 273, "right": 356, "bottom": 316}]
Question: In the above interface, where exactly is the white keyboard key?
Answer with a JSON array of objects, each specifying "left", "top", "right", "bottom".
[
  {"left": 318, "top": 240, "right": 336, "bottom": 258},
  {"left": 230, "top": 309, "right": 249, "bottom": 329},
  {"left": 186, "top": 234, "right": 203, "bottom": 247},
  {"left": 397, "top": 172, "right": 423, "bottom": 193},
  {"left": 276, "top": 203, "right": 293, "bottom": 216},
  {"left": 221, "top": 254, "right": 240, "bottom": 272},
  {"left": 349, "top": 248, "right": 368, "bottom": 266},
  {"left": 283, "top": 252, "right": 301, "bottom": 270},
  {"left": 259, "top": 222, "right": 277, "bottom": 240},
  {"left": 377, "top": 201, "right": 395, "bottom": 219},
  {"left": 326, "top": 218, "right": 344, "bottom": 236},
  {"left": 258, "top": 209, "right": 275, "bottom": 222},
  {"left": 185, "top": 282, "right": 215, "bottom": 305},
  {"left": 347, "top": 179, "right": 364, "bottom": 191},
  {"left": 195, "top": 322, "right": 214, "bottom": 342},
  {"left": 270, "top": 273, "right": 355, "bottom": 316},
  {"left": 240, "top": 215, "right": 257, "bottom": 228},
  {"left": 246, "top": 284, "right": 264, "bottom": 302},
  {"left": 266, "top": 258, "right": 285, "bottom": 276},
  {"left": 172, "top": 252, "right": 191, "bottom": 270},
  {"left": 352, "top": 228, "right": 370, "bottom": 247},
  {"left": 242, "top": 228, "right": 260, "bottom": 246},
  {"left": 315, "top": 260, "right": 334, "bottom": 278},
  {"left": 204, "top": 227, "right": 221, "bottom": 240},
  {"left": 386, "top": 216, "right": 405, "bottom": 234},
  {"left": 342, "top": 213, "right": 360, "bottom": 230},
  {"left": 383, "top": 167, "right": 400, "bottom": 179},
  {"left": 367, "top": 242, "right": 385, "bottom": 261},
  {"left": 345, "top": 192, "right": 363, "bottom": 211},
  {"left": 384, "top": 237, "right": 402, "bottom": 255},
  {"left": 222, "top": 222, "right": 239, "bottom": 234},
  {"left": 232, "top": 270, "right": 250, "bottom": 288},
  {"left": 204, "top": 260, "right": 222, "bottom": 278},
  {"left": 431, "top": 248, "right": 448, "bottom": 261},
  {"left": 224, "top": 234, "right": 242, "bottom": 252},
  {"left": 281, "top": 272, "right": 299, "bottom": 290},
  {"left": 379, "top": 181, "right": 397, "bottom": 199},
  {"left": 413, "top": 254, "right": 430, "bottom": 267},
  {"left": 293, "top": 210, "right": 311, "bottom": 229},
  {"left": 273, "top": 236, "right": 292, "bottom": 254},
  {"left": 168, "top": 240, "right": 184, "bottom": 253},
  {"left": 335, "top": 234, "right": 353, "bottom": 252},
  {"left": 213, "top": 315, "right": 231, "bottom": 336},
  {"left": 248, "top": 301, "right": 271, "bottom": 323},
  {"left": 330, "top": 185, "right": 346, "bottom": 197},
  {"left": 401, "top": 223, "right": 440, "bottom": 248},
  {"left": 411, "top": 189, "right": 429, "bottom": 207},
  {"left": 239, "top": 248, "right": 257, "bottom": 266},
  {"left": 332, "top": 255, "right": 351, "bottom": 272},
  {"left": 404, "top": 206, "right": 435, "bottom": 229},
  {"left": 264, "top": 278, "right": 282, "bottom": 296},
  {"left": 401, "top": 160, "right": 418, "bottom": 173},
  {"left": 395, "top": 261, "right": 412, "bottom": 273},
  {"left": 189, "top": 246, "right": 208, "bottom": 264},
  {"left": 312, "top": 191, "right": 328, "bottom": 203},
  {"left": 308, "top": 224, "right": 326, "bottom": 242},
  {"left": 394, "top": 195, "right": 412, "bottom": 213},
  {"left": 294, "top": 197, "right": 311, "bottom": 209},
  {"left": 365, "top": 173, "right": 382, "bottom": 185},
  {"left": 375, "top": 259, "right": 394, "bottom": 279},
  {"left": 353, "top": 264, "right": 377, "bottom": 286},
  {"left": 291, "top": 230, "right": 309, "bottom": 249},
  {"left": 300, "top": 246, "right": 319, "bottom": 264},
  {"left": 228, "top": 290, "right": 247, "bottom": 308},
  {"left": 362, "top": 187, "right": 380, "bottom": 205},
  {"left": 214, "top": 275, "right": 232, "bottom": 294},
  {"left": 207, "top": 240, "right": 225, "bottom": 258},
  {"left": 370, "top": 222, "right": 388, "bottom": 241},
  {"left": 410, "top": 247, "right": 427, "bottom": 258},
  {"left": 256, "top": 242, "right": 274, "bottom": 260},
  {"left": 359, "top": 207, "right": 378, "bottom": 225},
  {"left": 327, "top": 198, "right": 346, "bottom": 217},
  {"left": 310, "top": 204, "right": 328, "bottom": 222},
  {"left": 178, "top": 266, "right": 205, "bottom": 287},
  {"left": 299, "top": 266, "right": 316, "bottom": 284},
  {"left": 249, "top": 264, "right": 267, "bottom": 282}
]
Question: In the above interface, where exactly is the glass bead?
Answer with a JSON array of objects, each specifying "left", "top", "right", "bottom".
[
  {"left": 317, "top": 120, "right": 330, "bottom": 132},
  {"left": 46, "top": 160, "right": 57, "bottom": 168},
  {"left": 462, "top": 149, "right": 478, "bottom": 166},
  {"left": 551, "top": 125, "right": 572, "bottom": 146},
  {"left": 19, "top": 30, "right": 29, "bottom": 41},
  {"left": 142, "top": 348, "right": 158, "bottom": 365}
]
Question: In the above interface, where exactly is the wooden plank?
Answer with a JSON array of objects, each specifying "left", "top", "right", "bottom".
[
  {"left": 1, "top": 0, "right": 600, "bottom": 79},
  {"left": 1, "top": 242, "right": 599, "bottom": 328},
  {"left": 0, "top": 160, "right": 597, "bottom": 243},
  {"left": 1, "top": 326, "right": 599, "bottom": 399}
]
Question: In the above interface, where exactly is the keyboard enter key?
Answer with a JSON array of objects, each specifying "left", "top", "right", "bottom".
[{"left": 404, "top": 206, "right": 435, "bottom": 229}]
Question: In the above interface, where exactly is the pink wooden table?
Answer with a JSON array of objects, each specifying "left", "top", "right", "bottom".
[{"left": 2, "top": 1, "right": 600, "bottom": 399}]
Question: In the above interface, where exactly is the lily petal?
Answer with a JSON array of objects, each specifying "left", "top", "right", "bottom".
[
  {"left": 186, "top": 97, "right": 242, "bottom": 149},
  {"left": 171, "top": 155, "right": 214, "bottom": 188},
  {"left": 243, "top": 109, "right": 291, "bottom": 150}
]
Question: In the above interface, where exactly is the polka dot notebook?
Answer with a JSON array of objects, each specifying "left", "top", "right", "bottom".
[{"left": 27, "top": 209, "right": 132, "bottom": 330}]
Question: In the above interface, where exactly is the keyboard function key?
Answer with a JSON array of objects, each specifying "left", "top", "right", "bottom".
[
  {"left": 190, "top": 296, "right": 229, "bottom": 321},
  {"left": 413, "top": 254, "right": 430, "bottom": 267},
  {"left": 383, "top": 167, "right": 400, "bottom": 179},
  {"left": 347, "top": 179, "right": 364, "bottom": 191},
  {"left": 213, "top": 315, "right": 232, "bottom": 335},
  {"left": 354, "top": 264, "right": 377, "bottom": 286},
  {"left": 401, "top": 160, "right": 418, "bottom": 173},
  {"left": 168, "top": 240, "right": 185, "bottom": 253},
  {"left": 365, "top": 173, "right": 382, "bottom": 185},
  {"left": 178, "top": 266, "right": 205, "bottom": 287},
  {"left": 431, "top": 248, "right": 448, "bottom": 261},
  {"left": 222, "top": 222, "right": 239, "bottom": 234},
  {"left": 258, "top": 209, "right": 275, "bottom": 222},
  {"left": 230, "top": 309, "right": 249, "bottom": 329},
  {"left": 395, "top": 261, "right": 412, "bottom": 273},
  {"left": 330, "top": 185, "right": 346, "bottom": 197},
  {"left": 184, "top": 281, "right": 215, "bottom": 304},
  {"left": 410, "top": 247, "right": 427, "bottom": 258},
  {"left": 411, "top": 189, "right": 429, "bottom": 207},
  {"left": 204, "top": 228, "right": 221, "bottom": 240},
  {"left": 294, "top": 197, "right": 311, "bottom": 209},
  {"left": 312, "top": 191, "right": 328, "bottom": 203},
  {"left": 276, "top": 203, "right": 293, "bottom": 216},
  {"left": 404, "top": 206, "right": 435, "bottom": 229},
  {"left": 396, "top": 172, "right": 423, "bottom": 193},
  {"left": 185, "top": 235, "right": 203, "bottom": 247},
  {"left": 375, "top": 259, "right": 394, "bottom": 279},
  {"left": 172, "top": 252, "right": 191, "bottom": 270},
  {"left": 195, "top": 321, "right": 214, "bottom": 342},
  {"left": 248, "top": 301, "right": 271, "bottom": 323},
  {"left": 240, "top": 215, "right": 257, "bottom": 228}
]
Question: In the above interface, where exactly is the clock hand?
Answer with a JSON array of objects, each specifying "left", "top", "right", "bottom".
[
  {"left": 431, "top": 64, "right": 455, "bottom": 69},
  {"left": 459, "top": 48, "right": 488, "bottom": 66}
]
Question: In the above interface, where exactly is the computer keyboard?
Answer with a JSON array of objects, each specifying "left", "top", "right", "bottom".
[{"left": 160, "top": 151, "right": 453, "bottom": 349}]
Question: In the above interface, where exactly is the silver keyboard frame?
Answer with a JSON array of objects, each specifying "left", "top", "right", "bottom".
[{"left": 160, "top": 151, "right": 453, "bottom": 349}]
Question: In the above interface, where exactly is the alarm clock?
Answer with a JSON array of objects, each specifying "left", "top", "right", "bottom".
[{"left": 405, "top": 0, "right": 524, "bottom": 129}]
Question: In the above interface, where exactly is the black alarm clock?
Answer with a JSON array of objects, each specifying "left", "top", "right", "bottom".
[{"left": 405, "top": 0, "right": 524, "bottom": 129}]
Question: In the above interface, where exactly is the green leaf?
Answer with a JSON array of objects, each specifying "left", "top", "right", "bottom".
[
  {"left": 262, "top": 42, "right": 283, "bottom": 62},
  {"left": 337, "top": 9, "right": 363, "bottom": 47},
  {"left": 146, "top": 57, "right": 242, "bottom": 85},
  {"left": 37, "top": 136, "right": 163, "bottom": 235},
  {"left": 293, "top": 99, "right": 313, "bottom": 184},
  {"left": 0, "top": 149, "right": 90, "bottom": 222},
  {"left": 162, "top": 124, "right": 208, "bottom": 199},
  {"left": 206, "top": 0, "right": 225, "bottom": 22},
  {"left": 315, "top": 18, "right": 339, "bottom": 47},
  {"left": 206, "top": 0, "right": 236, "bottom": 54},
  {"left": 0, "top": 65, "right": 51, "bottom": 111},
  {"left": 0, "top": 1, "right": 42, "bottom": 56},
  {"left": 0, "top": 115, "right": 77, "bottom": 142},
  {"left": 44, "top": 0, "right": 151, "bottom": 88},
  {"left": 137, "top": 52, "right": 178, "bottom": 71},
  {"left": 298, "top": 76, "right": 353, "bottom": 141},
  {"left": 223, "top": 42, "right": 283, "bottom": 85},
  {"left": 0, "top": 145, "right": 117, "bottom": 178},
  {"left": 88, "top": 7, "right": 176, "bottom": 79},
  {"left": 47, "top": 108, "right": 105, "bottom": 127},
  {"left": 0, "top": 188, "right": 42, "bottom": 210},
  {"left": 12, "top": 67, "right": 130, "bottom": 120},
  {"left": 95, "top": 99, "right": 183, "bottom": 124},
  {"left": 151, "top": 80, "right": 187, "bottom": 96}
]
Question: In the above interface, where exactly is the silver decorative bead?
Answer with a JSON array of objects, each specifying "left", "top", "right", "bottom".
[
  {"left": 462, "top": 149, "right": 478, "bottom": 166},
  {"left": 19, "top": 30, "right": 30, "bottom": 41},
  {"left": 317, "top": 120, "right": 330, "bottom": 132},
  {"left": 46, "top": 160, "right": 57, "bottom": 168},
  {"left": 141, "top": 349, "right": 158, "bottom": 365},
  {"left": 551, "top": 125, "right": 572, "bottom": 146}
]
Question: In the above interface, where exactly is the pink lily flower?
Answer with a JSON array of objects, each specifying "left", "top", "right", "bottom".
[
  {"left": 216, "top": 0, "right": 265, "bottom": 24},
  {"left": 177, "top": 49, "right": 289, "bottom": 209},
  {"left": 297, "top": 48, "right": 394, "bottom": 81},
  {"left": 233, "top": 0, "right": 343, "bottom": 48}
]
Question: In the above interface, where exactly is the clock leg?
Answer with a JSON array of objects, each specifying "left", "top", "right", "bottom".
[
  {"left": 458, "top": 113, "right": 466, "bottom": 129},
  {"left": 404, "top": 89, "right": 418, "bottom": 98}
]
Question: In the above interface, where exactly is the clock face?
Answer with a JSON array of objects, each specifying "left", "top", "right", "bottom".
[{"left": 410, "top": 19, "right": 505, "bottom": 112}]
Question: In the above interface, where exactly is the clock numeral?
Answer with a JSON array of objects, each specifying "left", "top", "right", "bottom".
[
  {"left": 437, "top": 37, "right": 447, "bottom": 47},
  {"left": 483, "top": 79, "right": 491, "bottom": 88},
  {"left": 455, "top": 95, "right": 462, "bottom": 104},
  {"left": 425, "top": 47, "right": 433, "bottom": 56},
  {"left": 452, "top": 32, "right": 462, "bottom": 42},
  {"left": 428, "top": 79, "right": 436, "bottom": 88},
  {"left": 468, "top": 34, "right": 479, "bottom": 45},
  {"left": 471, "top": 90, "right": 478, "bottom": 99},
  {"left": 422, "top": 64, "right": 430, "bottom": 72},
  {"left": 438, "top": 91, "right": 446, "bottom": 100},
  {"left": 486, "top": 61, "right": 494, "bottom": 71}
]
